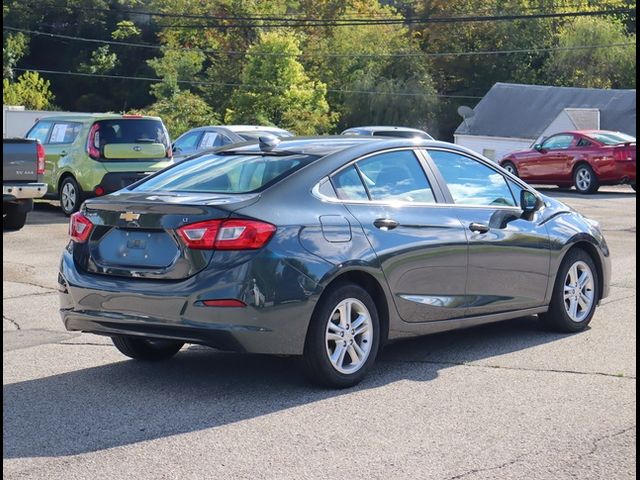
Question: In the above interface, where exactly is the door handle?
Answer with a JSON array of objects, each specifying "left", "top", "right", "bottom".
[
  {"left": 469, "top": 222, "right": 490, "bottom": 234},
  {"left": 374, "top": 218, "right": 399, "bottom": 231}
]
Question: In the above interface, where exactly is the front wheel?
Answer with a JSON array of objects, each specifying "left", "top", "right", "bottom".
[
  {"left": 112, "top": 336, "right": 184, "bottom": 361},
  {"left": 59, "top": 176, "right": 83, "bottom": 216},
  {"left": 303, "top": 283, "right": 380, "bottom": 388},
  {"left": 539, "top": 249, "right": 599, "bottom": 333},
  {"left": 573, "top": 164, "right": 599, "bottom": 194}
]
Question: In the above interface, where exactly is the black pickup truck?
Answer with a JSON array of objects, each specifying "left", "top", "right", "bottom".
[{"left": 3, "top": 138, "right": 48, "bottom": 230}]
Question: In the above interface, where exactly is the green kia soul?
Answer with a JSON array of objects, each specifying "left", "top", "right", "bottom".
[{"left": 26, "top": 114, "right": 173, "bottom": 215}]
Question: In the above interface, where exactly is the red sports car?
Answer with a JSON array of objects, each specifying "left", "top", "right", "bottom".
[{"left": 500, "top": 130, "right": 636, "bottom": 194}]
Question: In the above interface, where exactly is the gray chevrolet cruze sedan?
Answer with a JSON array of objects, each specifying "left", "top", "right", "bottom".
[{"left": 59, "top": 136, "right": 610, "bottom": 387}]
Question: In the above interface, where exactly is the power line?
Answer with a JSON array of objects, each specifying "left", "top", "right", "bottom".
[
  {"left": 5, "top": 27, "right": 635, "bottom": 58},
  {"left": 119, "top": 8, "right": 639, "bottom": 28},
  {"left": 12, "top": 67, "right": 484, "bottom": 99},
  {"left": 57, "top": 4, "right": 634, "bottom": 25}
]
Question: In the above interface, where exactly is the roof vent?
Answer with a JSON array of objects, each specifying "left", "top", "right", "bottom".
[{"left": 258, "top": 134, "right": 280, "bottom": 152}]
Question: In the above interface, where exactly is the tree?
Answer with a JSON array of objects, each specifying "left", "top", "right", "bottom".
[
  {"left": 545, "top": 17, "right": 636, "bottom": 89},
  {"left": 3, "top": 71, "right": 55, "bottom": 109},
  {"left": 134, "top": 90, "right": 220, "bottom": 138},
  {"left": 227, "top": 31, "right": 335, "bottom": 134},
  {"left": 78, "top": 45, "right": 118, "bottom": 74}
]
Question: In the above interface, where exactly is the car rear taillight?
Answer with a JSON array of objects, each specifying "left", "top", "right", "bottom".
[
  {"left": 87, "top": 123, "right": 101, "bottom": 159},
  {"left": 36, "top": 142, "right": 45, "bottom": 175},
  {"left": 177, "top": 219, "right": 276, "bottom": 250},
  {"left": 613, "top": 147, "right": 634, "bottom": 162},
  {"left": 69, "top": 212, "right": 94, "bottom": 243}
]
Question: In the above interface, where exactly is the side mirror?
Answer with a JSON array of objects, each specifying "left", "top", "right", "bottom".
[
  {"left": 172, "top": 144, "right": 180, "bottom": 153},
  {"left": 520, "top": 190, "right": 541, "bottom": 214},
  {"left": 534, "top": 143, "right": 545, "bottom": 153}
]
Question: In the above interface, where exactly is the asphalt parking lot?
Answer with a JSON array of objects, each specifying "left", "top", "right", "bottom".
[{"left": 3, "top": 186, "right": 636, "bottom": 480}]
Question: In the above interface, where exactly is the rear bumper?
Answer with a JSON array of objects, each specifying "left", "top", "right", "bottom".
[
  {"left": 3, "top": 183, "right": 48, "bottom": 200},
  {"left": 58, "top": 248, "right": 321, "bottom": 355},
  {"left": 595, "top": 160, "right": 636, "bottom": 185}
]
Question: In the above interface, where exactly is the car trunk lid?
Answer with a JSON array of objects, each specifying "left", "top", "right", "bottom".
[{"left": 76, "top": 191, "right": 260, "bottom": 280}]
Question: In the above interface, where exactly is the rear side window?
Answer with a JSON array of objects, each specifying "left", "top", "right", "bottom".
[
  {"left": 48, "top": 122, "right": 82, "bottom": 144},
  {"left": 429, "top": 150, "right": 516, "bottom": 207},
  {"left": 95, "top": 119, "right": 169, "bottom": 148},
  {"left": 132, "top": 153, "right": 316, "bottom": 194},
  {"left": 332, "top": 166, "right": 369, "bottom": 200},
  {"left": 199, "top": 131, "right": 229, "bottom": 149},
  {"left": 372, "top": 131, "right": 433, "bottom": 140},
  {"left": 26, "top": 121, "right": 53, "bottom": 144},
  {"left": 357, "top": 150, "right": 435, "bottom": 203}
]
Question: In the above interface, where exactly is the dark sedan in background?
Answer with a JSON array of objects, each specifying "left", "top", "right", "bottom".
[
  {"left": 59, "top": 137, "right": 610, "bottom": 387},
  {"left": 171, "top": 125, "right": 294, "bottom": 162},
  {"left": 500, "top": 130, "right": 636, "bottom": 194}
]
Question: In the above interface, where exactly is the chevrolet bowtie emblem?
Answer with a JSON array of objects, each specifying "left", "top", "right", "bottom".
[{"left": 120, "top": 212, "right": 141, "bottom": 222}]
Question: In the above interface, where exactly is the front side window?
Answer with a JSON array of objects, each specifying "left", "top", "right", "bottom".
[
  {"left": 173, "top": 131, "right": 202, "bottom": 152},
  {"left": 132, "top": 153, "right": 316, "bottom": 194},
  {"left": 428, "top": 150, "right": 516, "bottom": 207},
  {"left": 541, "top": 134, "right": 574, "bottom": 150},
  {"left": 48, "top": 122, "right": 82, "bottom": 144},
  {"left": 26, "top": 121, "right": 53, "bottom": 144}
]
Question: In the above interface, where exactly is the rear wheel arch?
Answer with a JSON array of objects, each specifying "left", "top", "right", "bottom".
[{"left": 313, "top": 270, "right": 390, "bottom": 347}]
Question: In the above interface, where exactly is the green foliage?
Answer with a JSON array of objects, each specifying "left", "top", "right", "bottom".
[
  {"left": 112, "top": 20, "right": 141, "bottom": 40},
  {"left": 78, "top": 45, "right": 118, "bottom": 74},
  {"left": 134, "top": 90, "right": 220, "bottom": 138},
  {"left": 227, "top": 31, "right": 335, "bottom": 134},
  {"left": 148, "top": 48, "right": 205, "bottom": 100},
  {"left": 545, "top": 17, "right": 636, "bottom": 89},
  {"left": 3, "top": 71, "right": 55, "bottom": 109},
  {"left": 3, "top": 32, "right": 28, "bottom": 80}
]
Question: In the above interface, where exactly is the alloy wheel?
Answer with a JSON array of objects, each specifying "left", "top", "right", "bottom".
[
  {"left": 575, "top": 168, "right": 592, "bottom": 192},
  {"left": 563, "top": 261, "right": 595, "bottom": 322},
  {"left": 325, "top": 298, "right": 373, "bottom": 374},
  {"left": 61, "top": 182, "right": 77, "bottom": 213}
]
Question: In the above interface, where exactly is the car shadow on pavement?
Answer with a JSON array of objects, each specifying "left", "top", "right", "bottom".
[{"left": 3, "top": 315, "right": 575, "bottom": 459}]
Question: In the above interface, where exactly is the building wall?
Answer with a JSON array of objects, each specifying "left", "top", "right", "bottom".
[
  {"left": 3, "top": 107, "right": 77, "bottom": 138},
  {"left": 454, "top": 134, "right": 533, "bottom": 163}
]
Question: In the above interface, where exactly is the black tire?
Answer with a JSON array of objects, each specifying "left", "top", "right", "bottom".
[
  {"left": 3, "top": 204, "right": 27, "bottom": 230},
  {"left": 501, "top": 161, "right": 519, "bottom": 177},
  {"left": 303, "top": 283, "right": 380, "bottom": 388},
  {"left": 112, "top": 336, "right": 184, "bottom": 361},
  {"left": 573, "top": 164, "right": 599, "bottom": 194},
  {"left": 539, "top": 249, "right": 599, "bottom": 333},
  {"left": 59, "top": 176, "right": 84, "bottom": 216}
]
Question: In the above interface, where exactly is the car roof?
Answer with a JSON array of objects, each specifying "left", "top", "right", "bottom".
[
  {"left": 225, "top": 125, "right": 291, "bottom": 133},
  {"left": 33, "top": 113, "right": 162, "bottom": 123},
  {"left": 342, "top": 126, "right": 430, "bottom": 134},
  {"left": 563, "top": 129, "right": 633, "bottom": 136},
  {"left": 218, "top": 135, "right": 460, "bottom": 157}
]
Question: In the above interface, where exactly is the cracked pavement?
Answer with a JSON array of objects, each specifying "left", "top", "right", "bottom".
[{"left": 3, "top": 188, "right": 636, "bottom": 480}]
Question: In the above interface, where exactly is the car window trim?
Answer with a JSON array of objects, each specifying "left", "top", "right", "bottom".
[
  {"left": 325, "top": 147, "right": 448, "bottom": 205},
  {"left": 26, "top": 120, "right": 54, "bottom": 144}
]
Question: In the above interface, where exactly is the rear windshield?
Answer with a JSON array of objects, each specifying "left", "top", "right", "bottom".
[
  {"left": 589, "top": 132, "right": 636, "bottom": 145},
  {"left": 132, "top": 152, "right": 316, "bottom": 194},
  {"left": 96, "top": 119, "right": 170, "bottom": 147}
]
